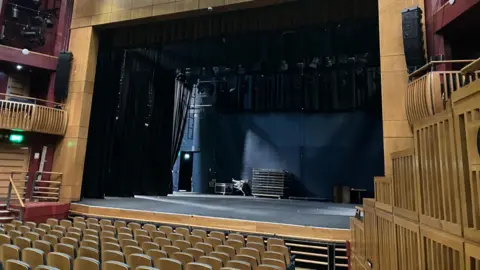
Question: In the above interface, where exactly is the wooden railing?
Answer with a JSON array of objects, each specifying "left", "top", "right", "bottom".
[
  {"left": 363, "top": 199, "right": 376, "bottom": 268},
  {"left": 374, "top": 176, "right": 392, "bottom": 212},
  {"left": 0, "top": 94, "right": 67, "bottom": 135},
  {"left": 350, "top": 216, "right": 366, "bottom": 263},
  {"left": 406, "top": 60, "right": 480, "bottom": 126},
  {"left": 394, "top": 216, "right": 420, "bottom": 270},
  {"left": 31, "top": 171, "right": 63, "bottom": 202},
  {"left": 375, "top": 209, "right": 395, "bottom": 270},
  {"left": 420, "top": 226, "right": 464, "bottom": 269},
  {"left": 391, "top": 148, "right": 419, "bottom": 221},
  {"left": 465, "top": 242, "right": 480, "bottom": 269},
  {"left": 451, "top": 79, "right": 480, "bottom": 244}
]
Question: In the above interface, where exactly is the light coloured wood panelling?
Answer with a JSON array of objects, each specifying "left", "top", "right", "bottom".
[
  {"left": 420, "top": 225, "right": 465, "bottom": 270},
  {"left": 0, "top": 145, "right": 29, "bottom": 197},
  {"left": 392, "top": 148, "right": 419, "bottom": 222},
  {"left": 363, "top": 198, "right": 377, "bottom": 268},
  {"left": 394, "top": 216, "right": 421, "bottom": 270},
  {"left": 465, "top": 242, "right": 480, "bottom": 270},
  {"left": 70, "top": 203, "right": 350, "bottom": 242},
  {"left": 376, "top": 209, "right": 396, "bottom": 270},
  {"left": 374, "top": 176, "right": 393, "bottom": 213},
  {"left": 351, "top": 217, "right": 366, "bottom": 263}
]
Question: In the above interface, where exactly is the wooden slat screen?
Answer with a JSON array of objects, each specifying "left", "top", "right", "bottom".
[
  {"left": 452, "top": 79, "right": 480, "bottom": 243},
  {"left": 420, "top": 226, "right": 464, "bottom": 270},
  {"left": 392, "top": 148, "right": 419, "bottom": 221},
  {"left": 363, "top": 198, "right": 377, "bottom": 268},
  {"left": 376, "top": 209, "right": 396, "bottom": 270},
  {"left": 395, "top": 216, "right": 421, "bottom": 270},
  {"left": 350, "top": 217, "right": 366, "bottom": 264},
  {"left": 465, "top": 242, "right": 480, "bottom": 270},
  {"left": 0, "top": 100, "right": 34, "bottom": 131},
  {"left": 414, "top": 107, "right": 462, "bottom": 236},
  {"left": 374, "top": 176, "right": 393, "bottom": 212}
]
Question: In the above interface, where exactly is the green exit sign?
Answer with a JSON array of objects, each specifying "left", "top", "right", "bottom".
[{"left": 9, "top": 134, "right": 24, "bottom": 144}]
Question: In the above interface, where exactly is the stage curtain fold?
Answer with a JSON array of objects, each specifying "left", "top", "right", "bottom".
[{"left": 171, "top": 79, "right": 192, "bottom": 166}]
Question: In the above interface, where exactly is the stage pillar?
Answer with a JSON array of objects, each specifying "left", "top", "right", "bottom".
[
  {"left": 53, "top": 26, "right": 99, "bottom": 202},
  {"left": 378, "top": 0, "right": 424, "bottom": 175}
]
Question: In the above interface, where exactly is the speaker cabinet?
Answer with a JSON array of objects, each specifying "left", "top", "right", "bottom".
[
  {"left": 402, "top": 7, "right": 426, "bottom": 71},
  {"left": 54, "top": 51, "right": 73, "bottom": 103}
]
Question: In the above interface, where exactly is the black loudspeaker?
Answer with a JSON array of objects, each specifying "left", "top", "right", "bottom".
[
  {"left": 54, "top": 51, "right": 73, "bottom": 103},
  {"left": 402, "top": 7, "right": 426, "bottom": 71}
]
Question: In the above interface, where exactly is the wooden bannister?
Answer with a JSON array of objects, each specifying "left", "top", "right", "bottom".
[{"left": 0, "top": 94, "right": 67, "bottom": 136}]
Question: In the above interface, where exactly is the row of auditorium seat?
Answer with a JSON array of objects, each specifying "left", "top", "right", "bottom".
[{"left": 0, "top": 217, "right": 293, "bottom": 270}]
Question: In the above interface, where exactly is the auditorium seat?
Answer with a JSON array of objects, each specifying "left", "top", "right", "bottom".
[
  {"left": 258, "top": 265, "right": 283, "bottom": 270},
  {"left": 198, "top": 256, "right": 223, "bottom": 270},
  {"left": 120, "top": 239, "right": 138, "bottom": 249},
  {"left": 127, "top": 223, "right": 141, "bottom": 232},
  {"left": 127, "top": 254, "right": 152, "bottom": 268},
  {"left": 65, "top": 233, "right": 81, "bottom": 242},
  {"left": 174, "top": 240, "right": 191, "bottom": 251},
  {"left": 61, "top": 237, "right": 78, "bottom": 249},
  {"left": 159, "top": 226, "right": 173, "bottom": 235},
  {"left": 239, "top": 248, "right": 261, "bottom": 264},
  {"left": 59, "top": 221, "right": 71, "bottom": 229},
  {"left": 114, "top": 221, "right": 126, "bottom": 229},
  {"left": 22, "top": 248, "right": 45, "bottom": 269},
  {"left": 234, "top": 254, "right": 258, "bottom": 270},
  {"left": 261, "top": 259, "right": 285, "bottom": 270},
  {"left": 54, "top": 244, "right": 75, "bottom": 259},
  {"left": 103, "top": 261, "right": 129, "bottom": 270},
  {"left": 5, "top": 259, "right": 30, "bottom": 270},
  {"left": 135, "top": 235, "right": 151, "bottom": 247},
  {"left": 134, "top": 230, "right": 149, "bottom": 237},
  {"left": 73, "top": 257, "right": 99, "bottom": 270},
  {"left": 102, "top": 225, "right": 116, "bottom": 234},
  {"left": 33, "top": 230, "right": 46, "bottom": 239},
  {"left": 35, "top": 265, "right": 59, "bottom": 270},
  {"left": 194, "top": 243, "right": 213, "bottom": 255},
  {"left": 184, "top": 248, "right": 205, "bottom": 261},
  {"left": 266, "top": 239, "right": 283, "bottom": 250},
  {"left": 246, "top": 236, "right": 263, "bottom": 245},
  {"left": 186, "top": 262, "right": 213, "bottom": 270},
  {"left": 262, "top": 252, "right": 285, "bottom": 264},
  {"left": 226, "top": 260, "right": 251, "bottom": 270},
  {"left": 191, "top": 230, "right": 207, "bottom": 240},
  {"left": 226, "top": 240, "right": 243, "bottom": 253},
  {"left": 118, "top": 228, "right": 132, "bottom": 236},
  {"left": 204, "top": 238, "right": 222, "bottom": 249},
  {"left": 172, "top": 252, "right": 194, "bottom": 264},
  {"left": 101, "top": 231, "right": 115, "bottom": 239},
  {"left": 25, "top": 223, "right": 36, "bottom": 231},
  {"left": 47, "top": 252, "right": 71, "bottom": 270},
  {"left": 24, "top": 233, "right": 39, "bottom": 243},
  {"left": 80, "top": 240, "right": 98, "bottom": 250},
  {"left": 208, "top": 232, "right": 225, "bottom": 244},
  {"left": 118, "top": 233, "right": 133, "bottom": 241},
  {"left": 246, "top": 243, "right": 264, "bottom": 260},
  {"left": 175, "top": 228, "right": 190, "bottom": 238},
  {"left": 100, "top": 219, "right": 112, "bottom": 226},
  {"left": 102, "top": 237, "right": 118, "bottom": 244},
  {"left": 142, "top": 242, "right": 159, "bottom": 252},
  {"left": 209, "top": 252, "right": 229, "bottom": 265},
  {"left": 33, "top": 241, "right": 52, "bottom": 254},
  {"left": 86, "top": 218, "right": 98, "bottom": 225},
  {"left": 48, "top": 232, "right": 62, "bottom": 240},
  {"left": 73, "top": 217, "right": 84, "bottom": 224},
  {"left": 146, "top": 249, "right": 167, "bottom": 262},
  {"left": 228, "top": 234, "right": 245, "bottom": 246},
  {"left": 267, "top": 246, "right": 289, "bottom": 264},
  {"left": 142, "top": 224, "right": 156, "bottom": 233},
  {"left": 150, "top": 231, "right": 166, "bottom": 240},
  {"left": 4, "top": 224, "right": 15, "bottom": 233},
  {"left": 102, "top": 242, "right": 121, "bottom": 252},
  {"left": 8, "top": 231, "right": 22, "bottom": 241},
  {"left": 215, "top": 245, "right": 235, "bottom": 259},
  {"left": 52, "top": 227, "right": 65, "bottom": 235},
  {"left": 162, "top": 245, "right": 181, "bottom": 257},
  {"left": 136, "top": 267, "right": 158, "bottom": 270},
  {"left": 153, "top": 238, "right": 171, "bottom": 248},
  {"left": 73, "top": 223, "right": 85, "bottom": 231},
  {"left": 168, "top": 233, "right": 184, "bottom": 242},
  {"left": 46, "top": 219, "right": 58, "bottom": 227},
  {"left": 19, "top": 226, "right": 31, "bottom": 235},
  {"left": 1, "top": 244, "right": 20, "bottom": 262},
  {"left": 78, "top": 246, "right": 99, "bottom": 260},
  {"left": 187, "top": 235, "right": 203, "bottom": 246},
  {"left": 13, "top": 236, "right": 30, "bottom": 247},
  {"left": 103, "top": 250, "right": 125, "bottom": 263},
  {"left": 88, "top": 224, "right": 101, "bottom": 232},
  {"left": 123, "top": 246, "right": 143, "bottom": 257},
  {"left": 0, "top": 235, "right": 12, "bottom": 245},
  {"left": 155, "top": 258, "right": 182, "bottom": 270}
]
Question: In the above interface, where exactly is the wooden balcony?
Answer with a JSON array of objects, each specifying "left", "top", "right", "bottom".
[
  {"left": 405, "top": 60, "right": 480, "bottom": 126},
  {"left": 0, "top": 94, "right": 67, "bottom": 136}
]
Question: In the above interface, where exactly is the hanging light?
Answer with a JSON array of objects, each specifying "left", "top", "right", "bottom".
[{"left": 12, "top": 5, "right": 19, "bottom": 20}]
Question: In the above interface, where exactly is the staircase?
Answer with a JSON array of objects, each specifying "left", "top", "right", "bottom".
[{"left": 0, "top": 203, "right": 16, "bottom": 223}]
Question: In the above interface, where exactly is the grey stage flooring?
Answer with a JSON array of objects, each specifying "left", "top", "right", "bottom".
[{"left": 76, "top": 195, "right": 356, "bottom": 229}]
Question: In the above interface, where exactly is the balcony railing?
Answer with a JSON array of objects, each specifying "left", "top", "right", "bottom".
[
  {"left": 0, "top": 94, "right": 67, "bottom": 136},
  {"left": 406, "top": 60, "right": 480, "bottom": 125}
]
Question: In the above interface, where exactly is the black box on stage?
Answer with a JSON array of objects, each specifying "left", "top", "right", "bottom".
[
  {"left": 402, "top": 7, "right": 426, "bottom": 69},
  {"left": 54, "top": 52, "right": 73, "bottom": 103}
]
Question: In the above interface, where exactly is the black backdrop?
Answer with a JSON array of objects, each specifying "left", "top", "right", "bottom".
[{"left": 82, "top": 48, "right": 177, "bottom": 198}]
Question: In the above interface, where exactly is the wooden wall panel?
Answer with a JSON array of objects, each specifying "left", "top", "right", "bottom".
[
  {"left": 392, "top": 148, "right": 420, "bottom": 221},
  {"left": 420, "top": 226, "right": 465, "bottom": 270},
  {"left": 363, "top": 198, "right": 377, "bottom": 268},
  {"left": 394, "top": 216, "right": 421, "bottom": 270},
  {"left": 376, "top": 209, "right": 396, "bottom": 270},
  {"left": 465, "top": 242, "right": 480, "bottom": 270},
  {"left": 374, "top": 176, "right": 393, "bottom": 213}
]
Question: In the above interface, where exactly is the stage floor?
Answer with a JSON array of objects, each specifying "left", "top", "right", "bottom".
[{"left": 76, "top": 194, "right": 355, "bottom": 229}]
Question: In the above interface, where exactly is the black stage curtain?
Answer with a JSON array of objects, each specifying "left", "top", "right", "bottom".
[
  {"left": 82, "top": 48, "right": 179, "bottom": 198},
  {"left": 171, "top": 79, "right": 192, "bottom": 166}
]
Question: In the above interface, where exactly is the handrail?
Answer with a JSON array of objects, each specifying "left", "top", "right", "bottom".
[
  {"left": 0, "top": 93, "right": 65, "bottom": 108},
  {"left": 409, "top": 59, "right": 476, "bottom": 79},
  {"left": 9, "top": 173, "right": 24, "bottom": 208},
  {"left": 31, "top": 171, "right": 63, "bottom": 202},
  {"left": 461, "top": 57, "right": 480, "bottom": 75}
]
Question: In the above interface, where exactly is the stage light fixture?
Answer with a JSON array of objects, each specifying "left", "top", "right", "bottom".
[
  {"left": 45, "top": 16, "right": 54, "bottom": 28},
  {"left": 12, "top": 5, "right": 19, "bottom": 20},
  {"left": 16, "top": 65, "right": 23, "bottom": 70},
  {"left": 184, "top": 153, "right": 191, "bottom": 160}
]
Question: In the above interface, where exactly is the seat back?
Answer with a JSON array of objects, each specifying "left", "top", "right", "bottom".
[
  {"left": 257, "top": 265, "right": 283, "bottom": 270},
  {"left": 42, "top": 235, "right": 58, "bottom": 247},
  {"left": 47, "top": 252, "right": 72, "bottom": 270},
  {"left": 48, "top": 231, "right": 63, "bottom": 240},
  {"left": 172, "top": 252, "right": 194, "bottom": 265},
  {"left": 118, "top": 233, "right": 133, "bottom": 241},
  {"left": 187, "top": 235, "right": 203, "bottom": 246},
  {"left": 134, "top": 230, "right": 149, "bottom": 237},
  {"left": 262, "top": 252, "right": 285, "bottom": 264},
  {"left": 73, "top": 216, "right": 85, "bottom": 223},
  {"left": 118, "top": 228, "right": 132, "bottom": 235},
  {"left": 103, "top": 261, "right": 129, "bottom": 270},
  {"left": 100, "top": 219, "right": 112, "bottom": 226},
  {"left": 184, "top": 248, "right": 205, "bottom": 261},
  {"left": 4, "top": 224, "right": 15, "bottom": 233},
  {"left": 246, "top": 243, "right": 265, "bottom": 260},
  {"left": 246, "top": 236, "right": 263, "bottom": 244},
  {"left": 101, "top": 231, "right": 115, "bottom": 239},
  {"left": 73, "top": 222, "right": 86, "bottom": 231},
  {"left": 155, "top": 258, "right": 182, "bottom": 270},
  {"left": 234, "top": 254, "right": 258, "bottom": 270},
  {"left": 73, "top": 257, "right": 99, "bottom": 270},
  {"left": 228, "top": 234, "right": 245, "bottom": 245},
  {"left": 141, "top": 242, "right": 159, "bottom": 252},
  {"left": 78, "top": 246, "right": 99, "bottom": 261},
  {"left": 67, "top": 227, "right": 81, "bottom": 236},
  {"left": 146, "top": 249, "right": 167, "bottom": 262},
  {"left": 135, "top": 235, "right": 151, "bottom": 247},
  {"left": 8, "top": 231, "right": 22, "bottom": 241},
  {"left": 60, "top": 237, "right": 78, "bottom": 249},
  {"left": 52, "top": 227, "right": 66, "bottom": 234},
  {"left": 22, "top": 248, "right": 45, "bottom": 269},
  {"left": 25, "top": 222, "right": 36, "bottom": 230},
  {"left": 158, "top": 226, "right": 173, "bottom": 235},
  {"left": 240, "top": 248, "right": 261, "bottom": 264},
  {"left": 150, "top": 231, "right": 166, "bottom": 240},
  {"left": 38, "top": 224, "right": 51, "bottom": 233},
  {"left": 142, "top": 224, "right": 157, "bottom": 233},
  {"left": 209, "top": 232, "right": 225, "bottom": 244},
  {"left": 25, "top": 232, "right": 40, "bottom": 243},
  {"left": 199, "top": 256, "right": 223, "bottom": 270},
  {"left": 226, "top": 240, "right": 243, "bottom": 253},
  {"left": 191, "top": 230, "right": 207, "bottom": 240},
  {"left": 46, "top": 219, "right": 58, "bottom": 227},
  {"left": 127, "top": 253, "right": 152, "bottom": 269},
  {"left": 33, "top": 229, "right": 46, "bottom": 239},
  {"left": 0, "top": 234, "right": 12, "bottom": 246},
  {"left": 114, "top": 221, "right": 127, "bottom": 230},
  {"left": 175, "top": 228, "right": 190, "bottom": 239},
  {"left": 101, "top": 237, "right": 118, "bottom": 245},
  {"left": 127, "top": 222, "right": 141, "bottom": 232},
  {"left": 261, "top": 259, "right": 285, "bottom": 270},
  {"left": 18, "top": 226, "right": 31, "bottom": 235},
  {"left": 168, "top": 233, "right": 184, "bottom": 242},
  {"left": 80, "top": 240, "right": 98, "bottom": 250},
  {"left": 123, "top": 245, "right": 143, "bottom": 257},
  {"left": 5, "top": 259, "right": 30, "bottom": 270},
  {"left": 54, "top": 244, "right": 75, "bottom": 259},
  {"left": 268, "top": 245, "right": 289, "bottom": 264},
  {"left": 85, "top": 218, "right": 98, "bottom": 224},
  {"left": 194, "top": 243, "right": 213, "bottom": 255},
  {"left": 209, "top": 252, "right": 230, "bottom": 265},
  {"left": 0, "top": 244, "right": 20, "bottom": 262},
  {"left": 174, "top": 240, "right": 191, "bottom": 251},
  {"left": 102, "top": 225, "right": 116, "bottom": 234},
  {"left": 226, "top": 260, "right": 252, "bottom": 270},
  {"left": 215, "top": 245, "right": 235, "bottom": 259},
  {"left": 153, "top": 237, "right": 171, "bottom": 248},
  {"left": 33, "top": 241, "right": 52, "bottom": 255},
  {"left": 102, "top": 242, "right": 121, "bottom": 252},
  {"left": 59, "top": 220, "right": 72, "bottom": 229},
  {"left": 185, "top": 262, "right": 213, "bottom": 270},
  {"left": 266, "top": 239, "right": 284, "bottom": 250},
  {"left": 162, "top": 245, "right": 181, "bottom": 257},
  {"left": 102, "top": 250, "right": 125, "bottom": 263}
]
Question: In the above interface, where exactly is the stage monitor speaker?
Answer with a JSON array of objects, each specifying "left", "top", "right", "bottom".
[
  {"left": 402, "top": 7, "right": 426, "bottom": 71},
  {"left": 54, "top": 51, "right": 73, "bottom": 103}
]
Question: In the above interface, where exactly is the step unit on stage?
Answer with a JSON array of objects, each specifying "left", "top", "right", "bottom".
[{"left": 251, "top": 169, "right": 291, "bottom": 199}]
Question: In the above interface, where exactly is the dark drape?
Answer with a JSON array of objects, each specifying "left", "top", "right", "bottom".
[
  {"left": 171, "top": 79, "right": 192, "bottom": 166},
  {"left": 82, "top": 48, "right": 175, "bottom": 198}
]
